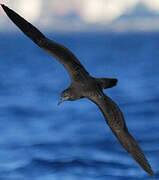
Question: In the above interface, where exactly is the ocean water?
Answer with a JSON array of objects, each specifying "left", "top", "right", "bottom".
[{"left": 0, "top": 32, "right": 159, "bottom": 180}]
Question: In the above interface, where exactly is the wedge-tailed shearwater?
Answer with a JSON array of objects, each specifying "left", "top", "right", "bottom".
[{"left": 1, "top": 4, "right": 154, "bottom": 177}]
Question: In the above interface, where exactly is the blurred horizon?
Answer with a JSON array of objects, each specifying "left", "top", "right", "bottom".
[{"left": 1, "top": 0, "right": 159, "bottom": 33}]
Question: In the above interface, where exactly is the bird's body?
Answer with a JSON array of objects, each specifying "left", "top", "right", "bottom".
[{"left": 1, "top": 4, "right": 154, "bottom": 177}]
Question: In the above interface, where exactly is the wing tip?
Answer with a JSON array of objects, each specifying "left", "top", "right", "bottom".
[
  {"left": 147, "top": 168, "right": 154, "bottom": 178},
  {"left": 0, "top": 3, "right": 5, "bottom": 7},
  {"left": 1, "top": 4, "right": 9, "bottom": 12}
]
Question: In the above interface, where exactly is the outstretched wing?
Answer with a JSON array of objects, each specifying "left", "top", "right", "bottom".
[
  {"left": 88, "top": 94, "right": 154, "bottom": 177},
  {"left": 1, "top": 4, "right": 89, "bottom": 82}
]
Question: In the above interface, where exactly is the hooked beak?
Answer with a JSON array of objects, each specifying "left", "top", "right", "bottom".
[{"left": 57, "top": 97, "right": 69, "bottom": 106}]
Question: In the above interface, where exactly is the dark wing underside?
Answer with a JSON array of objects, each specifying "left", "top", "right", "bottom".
[
  {"left": 88, "top": 94, "right": 154, "bottom": 177},
  {"left": 1, "top": 4, "right": 89, "bottom": 82}
]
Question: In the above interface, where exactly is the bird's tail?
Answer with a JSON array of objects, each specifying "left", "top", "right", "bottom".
[
  {"left": 96, "top": 78, "right": 118, "bottom": 89},
  {"left": 114, "top": 129, "right": 154, "bottom": 177}
]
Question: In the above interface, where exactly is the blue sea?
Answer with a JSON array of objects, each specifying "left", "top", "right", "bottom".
[{"left": 0, "top": 32, "right": 159, "bottom": 180}]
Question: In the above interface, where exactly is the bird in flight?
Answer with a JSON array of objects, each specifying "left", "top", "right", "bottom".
[{"left": 1, "top": 4, "right": 154, "bottom": 177}]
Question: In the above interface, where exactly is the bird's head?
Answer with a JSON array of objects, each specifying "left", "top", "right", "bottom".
[{"left": 58, "top": 88, "right": 74, "bottom": 105}]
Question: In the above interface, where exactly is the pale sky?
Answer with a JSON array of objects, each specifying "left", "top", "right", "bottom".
[
  {"left": 1, "top": 0, "right": 159, "bottom": 32},
  {"left": 1, "top": 0, "right": 159, "bottom": 22}
]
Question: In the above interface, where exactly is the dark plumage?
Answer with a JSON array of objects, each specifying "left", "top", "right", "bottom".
[{"left": 1, "top": 4, "right": 154, "bottom": 177}]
